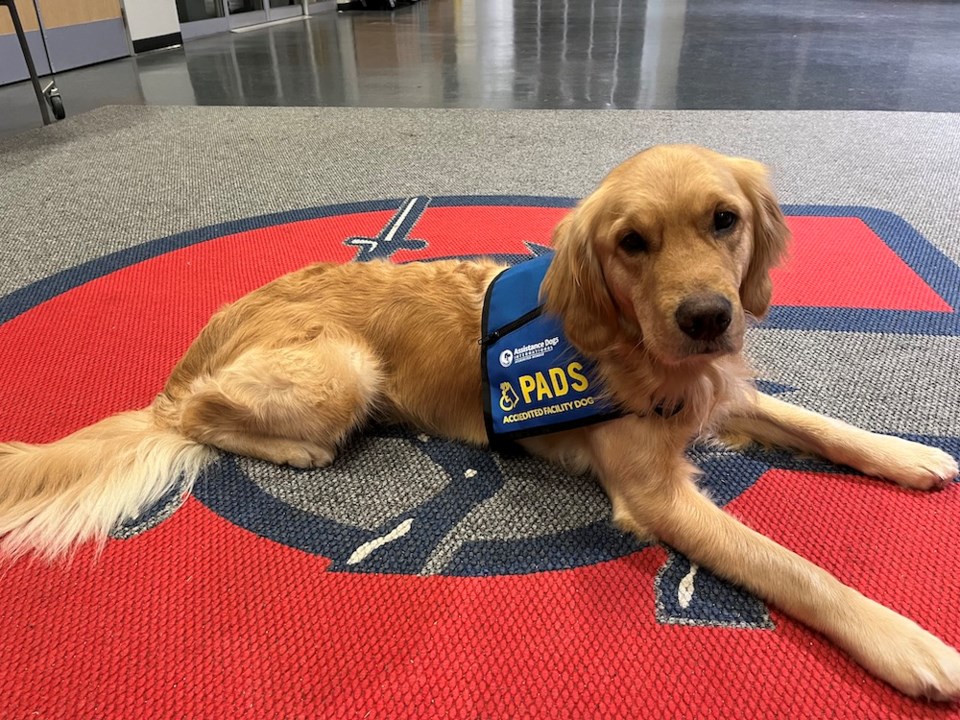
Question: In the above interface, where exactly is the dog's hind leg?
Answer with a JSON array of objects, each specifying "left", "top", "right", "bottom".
[
  {"left": 720, "top": 392, "right": 959, "bottom": 490},
  {"left": 174, "top": 335, "right": 382, "bottom": 467}
]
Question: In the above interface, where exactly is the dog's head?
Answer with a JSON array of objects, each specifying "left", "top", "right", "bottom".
[{"left": 542, "top": 145, "right": 790, "bottom": 365}]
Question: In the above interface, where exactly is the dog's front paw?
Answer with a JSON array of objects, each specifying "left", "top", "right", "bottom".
[
  {"left": 889, "top": 628, "right": 960, "bottom": 701},
  {"left": 849, "top": 604, "right": 960, "bottom": 701},
  {"left": 860, "top": 436, "right": 958, "bottom": 490}
]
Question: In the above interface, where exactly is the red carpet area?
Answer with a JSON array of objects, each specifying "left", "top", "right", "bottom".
[{"left": 0, "top": 198, "right": 958, "bottom": 718}]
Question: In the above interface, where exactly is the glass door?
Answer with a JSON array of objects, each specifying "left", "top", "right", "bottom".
[
  {"left": 267, "top": 0, "right": 303, "bottom": 22},
  {"left": 177, "top": 0, "right": 229, "bottom": 39},
  {"left": 178, "top": 0, "right": 304, "bottom": 38},
  {"left": 227, "top": 0, "right": 267, "bottom": 29}
]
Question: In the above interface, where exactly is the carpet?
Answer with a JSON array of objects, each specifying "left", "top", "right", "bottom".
[{"left": 1, "top": 106, "right": 959, "bottom": 719}]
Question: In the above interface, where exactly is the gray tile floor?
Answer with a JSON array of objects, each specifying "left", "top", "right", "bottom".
[{"left": 2, "top": 0, "right": 960, "bottom": 136}]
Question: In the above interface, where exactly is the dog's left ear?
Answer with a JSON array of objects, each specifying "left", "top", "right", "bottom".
[{"left": 730, "top": 158, "right": 791, "bottom": 318}]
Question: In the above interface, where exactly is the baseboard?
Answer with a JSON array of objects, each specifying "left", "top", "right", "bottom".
[{"left": 132, "top": 32, "right": 183, "bottom": 54}]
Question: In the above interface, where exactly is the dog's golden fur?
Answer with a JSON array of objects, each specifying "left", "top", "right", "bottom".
[{"left": 1, "top": 145, "right": 959, "bottom": 699}]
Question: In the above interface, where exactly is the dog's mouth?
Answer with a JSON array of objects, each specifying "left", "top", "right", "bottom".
[
  {"left": 682, "top": 336, "right": 738, "bottom": 359},
  {"left": 646, "top": 328, "right": 743, "bottom": 367},
  {"left": 651, "top": 333, "right": 741, "bottom": 366}
]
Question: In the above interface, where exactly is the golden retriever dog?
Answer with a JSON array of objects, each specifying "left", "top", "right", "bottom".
[{"left": 1, "top": 145, "right": 958, "bottom": 700}]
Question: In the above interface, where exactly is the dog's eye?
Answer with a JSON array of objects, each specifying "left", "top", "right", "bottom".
[
  {"left": 619, "top": 231, "right": 648, "bottom": 254},
  {"left": 713, "top": 211, "right": 738, "bottom": 233}
]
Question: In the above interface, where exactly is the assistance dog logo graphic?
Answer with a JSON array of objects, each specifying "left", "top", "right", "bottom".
[
  {"left": 1, "top": 196, "right": 958, "bottom": 633},
  {"left": 499, "top": 382, "right": 519, "bottom": 412}
]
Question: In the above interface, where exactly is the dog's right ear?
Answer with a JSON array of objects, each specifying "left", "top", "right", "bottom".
[{"left": 541, "top": 205, "right": 619, "bottom": 354}]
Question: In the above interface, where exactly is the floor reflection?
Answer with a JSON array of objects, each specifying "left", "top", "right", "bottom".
[{"left": 3, "top": 0, "right": 960, "bottom": 134}]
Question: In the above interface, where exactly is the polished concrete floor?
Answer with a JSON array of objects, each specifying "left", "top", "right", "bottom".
[{"left": 2, "top": 0, "right": 960, "bottom": 135}]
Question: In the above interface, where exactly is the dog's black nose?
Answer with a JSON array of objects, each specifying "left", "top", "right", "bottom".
[{"left": 675, "top": 294, "right": 733, "bottom": 342}]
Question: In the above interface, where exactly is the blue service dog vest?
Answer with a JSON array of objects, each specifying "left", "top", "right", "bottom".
[{"left": 480, "top": 252, "right": 621, "bottom": 445}]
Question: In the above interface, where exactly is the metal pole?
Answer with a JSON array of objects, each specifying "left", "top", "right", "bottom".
[
  {"left": 2, "top": 0, "right": 51, "bottom": 124},
  {"left": 31, "top": 0, "right": 55, "bottom": 73}
]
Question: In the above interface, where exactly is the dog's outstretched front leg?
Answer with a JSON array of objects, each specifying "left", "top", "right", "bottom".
[
  {"left": 721, "top": 392, "right": 959, "bottom": 490},
  {"left": 587, "top": 415, "right": 960, "bottom": 701}
]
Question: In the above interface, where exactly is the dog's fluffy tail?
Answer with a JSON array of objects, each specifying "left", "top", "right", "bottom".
[{"left": 0, "top": 408, "right": 214, "bottom": 560}]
